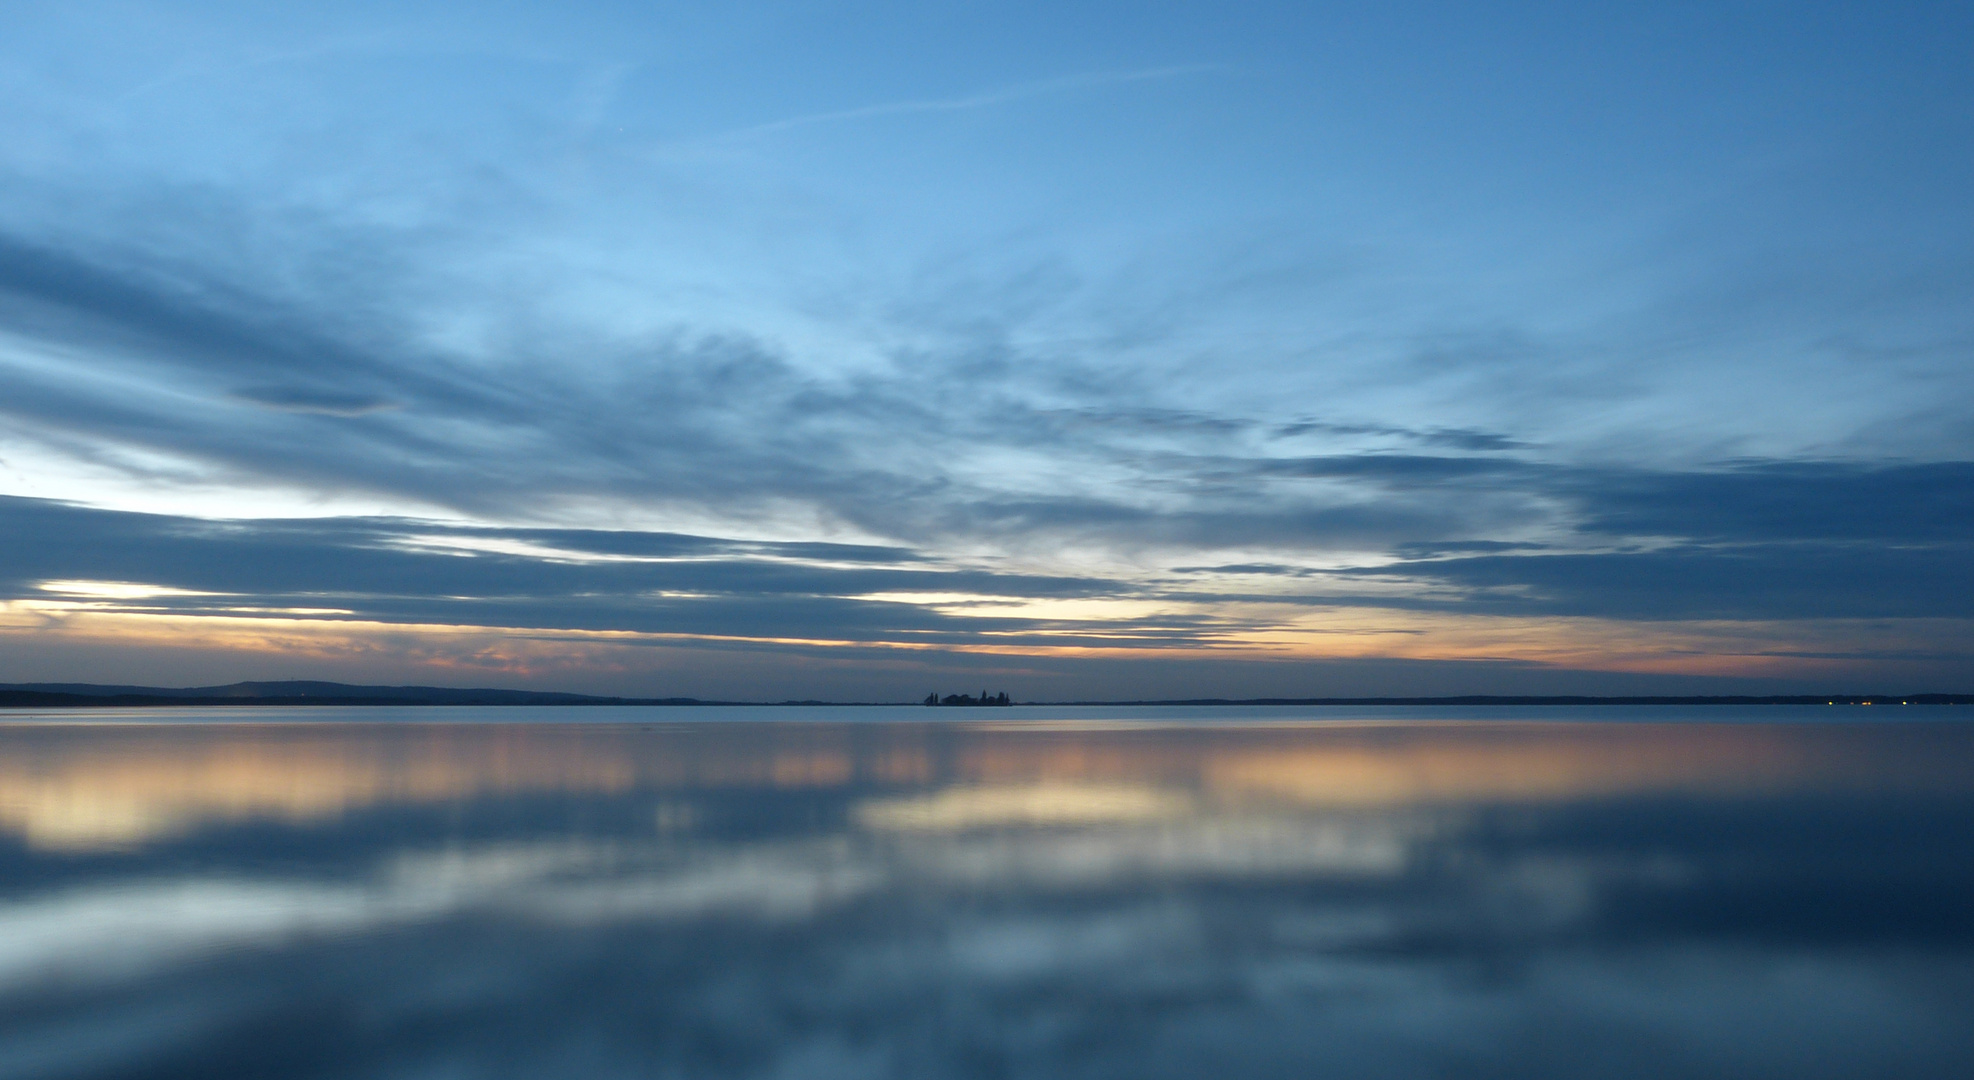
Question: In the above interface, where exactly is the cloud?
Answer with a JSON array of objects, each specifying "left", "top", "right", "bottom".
[
  {"left": 1348, "top": 544, "right": 1974, "bottom": 622},
  {"left": 1565, "top": 460, "right": 1974, "bottom": 544},
  {"left": 0, "top": 242, "right": 1544, "bottom": 565},
  {"left": 1394, "top": 540, "right": 1549, "bottom": 557},
  {"left": 0, "top": 496, "right": 1214, "bottom": 650},
  {"left": 6, "top": 475, "right": 1971, "bottom": 697},
  {"left": 229, "top": 386, "right": 399, "bottom": 416},
  {"left": 2, "top": 208, "right": 1967, "bottom": 573},
  {"left": 708, "top": 64, "right": 1220, "bottom": 140},
  {"left": 1418, "top": 428, "right": 1531, "bottom": 451},
  {"left": 0, "top": 180, "right": 1970, "bottom": 694},
  {"left": 1246, "top": 453, "right": 1533, "bottom": 482}
]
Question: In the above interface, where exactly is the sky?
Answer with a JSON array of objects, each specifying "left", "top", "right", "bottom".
[{"left": 1, "top": 0, "right": 1970, "bottom": 699}]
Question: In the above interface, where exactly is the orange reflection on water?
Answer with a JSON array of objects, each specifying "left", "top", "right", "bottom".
[
  {"left": 0, "top": 725, "right": 630, "bottom": 849},
  {"left": 0, "top": 723, "right": 878, "bottom": 849},
  {"left": 1198, "top": 724, "right": 1829, "bottom": 806},
  {"left": 0, "top": 718, "right": 1966, "bottom": 850}
]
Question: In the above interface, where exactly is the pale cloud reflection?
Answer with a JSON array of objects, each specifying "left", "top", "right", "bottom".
[
  {"left": 894, "top": 815, "right": 1422, "bottom": 886},
  {"left": 854, "top": 783, "right": 1194, "bottom": 831},
  {"left": 0, "top": 814, "right": 1418, "bottom": 994},
  {"left": 0, "top": 840, "right": 879, "bottom": 990}
]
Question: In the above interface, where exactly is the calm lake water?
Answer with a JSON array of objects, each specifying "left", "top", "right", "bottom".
[{"left": 1, "top": 706, "right": 1970, "bottom": 1079}]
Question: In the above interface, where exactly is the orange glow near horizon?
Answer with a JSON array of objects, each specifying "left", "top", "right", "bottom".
[{"left": 3, "top": 599, "right": 1968, "bottom": 687}]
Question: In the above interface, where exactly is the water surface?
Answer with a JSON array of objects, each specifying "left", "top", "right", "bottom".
[{"left": 2, "top": 707, "right": 1970, "bottom": 1078}]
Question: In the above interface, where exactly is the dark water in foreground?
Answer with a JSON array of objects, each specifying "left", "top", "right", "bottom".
[{"left": 1, "top": 708, "right": 1971, "bottom": 1079}]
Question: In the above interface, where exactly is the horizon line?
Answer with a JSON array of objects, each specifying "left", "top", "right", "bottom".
[{"left": 2, "top": 681, "right": 1970, "bottom": 709}]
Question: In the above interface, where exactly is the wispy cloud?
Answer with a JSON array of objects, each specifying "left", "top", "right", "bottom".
[{"left": 709, "top": 64, "right": 1220, "bottom": 140}]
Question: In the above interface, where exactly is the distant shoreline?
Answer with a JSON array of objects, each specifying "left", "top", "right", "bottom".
[
  {"left": 1034, "top": 694, "right": 1973, "bottom": 706},
  {"left": 1, "top": 682, "right": 1969, "bottom": 708}
]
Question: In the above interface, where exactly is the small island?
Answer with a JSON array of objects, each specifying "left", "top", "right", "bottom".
[{"left": 924, "top": 690, "right": 1012, "bottom": 706}]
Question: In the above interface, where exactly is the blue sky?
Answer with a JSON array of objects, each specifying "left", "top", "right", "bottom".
[{"left": 2, "top": 1, "right": 1970, "bottom": 697}]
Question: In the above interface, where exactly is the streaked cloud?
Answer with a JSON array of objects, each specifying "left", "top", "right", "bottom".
[{"left": 709, "top": 64, "right": 1220, "bottom": 140}]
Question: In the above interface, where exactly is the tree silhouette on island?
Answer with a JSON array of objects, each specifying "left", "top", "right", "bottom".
[{"left": 924, "top": 690, "right": 1012, "bottom": 706}]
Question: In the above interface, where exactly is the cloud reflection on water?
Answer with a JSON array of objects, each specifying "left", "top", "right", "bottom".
[
  {"left": 3, "top": 716, "right": 1962, "bottom": 850},
  {"left": 0, "top": 714, "right": 1971, "bottom": 1078}
]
